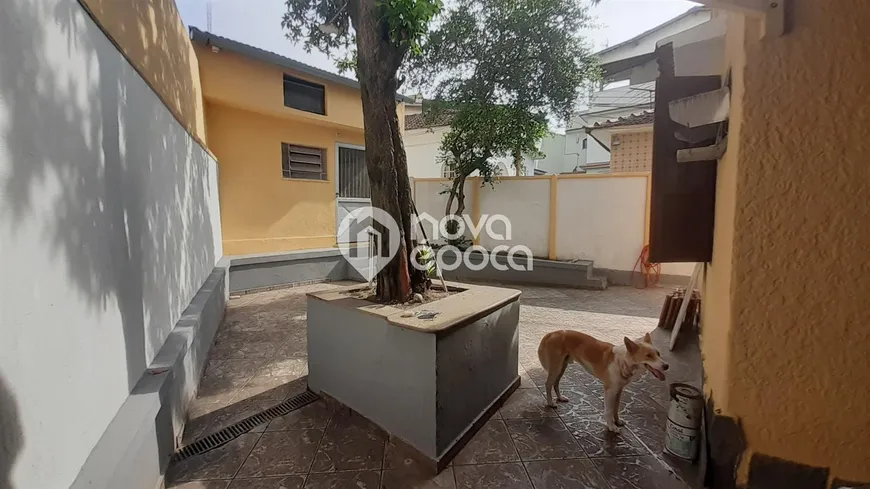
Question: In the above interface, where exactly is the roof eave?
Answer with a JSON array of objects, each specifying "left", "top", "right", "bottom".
[
  {"left": 189, "top": 27, "right": 413, "bottom": 103},
  {"left": 595, "top": 6, "right": 707, "bottom": 58}
]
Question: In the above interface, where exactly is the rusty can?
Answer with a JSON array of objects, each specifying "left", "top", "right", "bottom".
[{"left": 664, "top": 383, "right": 704, "bottom": 460}]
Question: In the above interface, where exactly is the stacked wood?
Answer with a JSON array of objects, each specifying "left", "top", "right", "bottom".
[{"left": 657, "top": 288, "right": 701, "bottom": 331}]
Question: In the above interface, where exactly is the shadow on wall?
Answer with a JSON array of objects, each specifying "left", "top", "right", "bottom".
[
  {"left": 79, "top": 0, "right": 204, "bottom": 138},
  {"left": 0, "top": 375, "right": 22, "bottom": 489},
  {"left": 0, "top": 0, "right": 217, "bottom": 393}
]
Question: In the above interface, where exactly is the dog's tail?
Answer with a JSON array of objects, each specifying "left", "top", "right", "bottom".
[{"left": 537, "top": 332, "right": 554, "bottom": 370}]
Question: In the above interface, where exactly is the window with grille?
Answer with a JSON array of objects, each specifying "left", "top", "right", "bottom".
[
  {"left": 435, "top": 150, "right": 456, "bottom": 179},
  {"left": 338, "top": 146, "right": 370, "bottom": 198},
  {"left": 283, "top": 74, "right": 326, "bottom": 115},
  {"left": 282, "top": 143, "right": 326, "bottom": 180}
]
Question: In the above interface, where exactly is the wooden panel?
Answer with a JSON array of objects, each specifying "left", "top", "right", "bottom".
[{"left": 649, "top": 43, "right": 721, "bottom": 263}]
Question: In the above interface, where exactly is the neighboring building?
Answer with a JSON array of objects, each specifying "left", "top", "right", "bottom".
[
  {"left": 586, "top": 111, "right": 654, "bottom": 173},
  {"left": 560, "top": 6, "right": 712, "bottom": 173},
  {"left": 190, "top": 29, "right": 409, "bottom": 256},
  {"left": 403, "top": 112, "right": 532, "bottom": 177}
]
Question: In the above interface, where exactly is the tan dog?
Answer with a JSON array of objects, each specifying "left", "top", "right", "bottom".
[{"left": 537, "top": 330, "right": 668, "bottom": 432}]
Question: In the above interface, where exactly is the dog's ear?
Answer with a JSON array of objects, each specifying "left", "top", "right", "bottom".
[
  {"left": 644, "top": 332, "right": 652, "bottom": 344},
  {"left": 624, "top": 337, "right": 639, "bottom": 354}
]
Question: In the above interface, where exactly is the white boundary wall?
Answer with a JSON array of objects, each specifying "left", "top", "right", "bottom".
[
  {"left": 412, "top": 174, "right": 694, "bottom": 278},
  {"left": 0, "top": 1, "right": 223, "bottom": 487}
]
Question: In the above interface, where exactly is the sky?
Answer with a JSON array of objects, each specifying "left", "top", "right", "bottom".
[{"left": 176, "top": 0, "right": 700, "bottom": 79}]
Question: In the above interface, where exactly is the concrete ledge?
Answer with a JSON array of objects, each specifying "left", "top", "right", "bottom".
[
  {"left": 228, "top": 248, "right": 351, "bottom": 293},
  {"left": 70, "top": 260, "right": 229, "bottom": 489},
  {"left": 442, "top": 251, "right": 608, "bottom": 290},
  {"left": 598, "top": 268, "right": 690, "bottom": 287}
]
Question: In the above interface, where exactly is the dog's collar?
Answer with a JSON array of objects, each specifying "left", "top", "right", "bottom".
[{"left": 619, "top": 358, "right": 638, "bottom": 380}]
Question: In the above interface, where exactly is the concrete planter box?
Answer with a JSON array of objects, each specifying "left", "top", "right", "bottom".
[{"left": 306, "top": 282, "right": 521, "bottom": 470}]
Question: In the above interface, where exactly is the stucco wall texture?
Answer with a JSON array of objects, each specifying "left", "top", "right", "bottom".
[{"left": 703, "top": 2, "right": 870, "bottom": 482}]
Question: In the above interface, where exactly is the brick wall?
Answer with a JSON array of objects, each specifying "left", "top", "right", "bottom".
[{"left": 610, "top": 130, "right": 653, "bottom": 172}]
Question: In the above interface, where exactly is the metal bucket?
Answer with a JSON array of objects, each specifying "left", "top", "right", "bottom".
[{"left": 664, "top": 383, "right": 704, "bottom": 461}]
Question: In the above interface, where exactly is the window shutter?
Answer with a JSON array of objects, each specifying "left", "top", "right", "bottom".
[
  {"left": 649, "top": 43, "right": 721, "bottom": 263},
  {"left": 281, "top": 143, "right": 326, "bottom": 180},
  {"left": 281, "top": 142, "right": 289, "bottom": 177}
]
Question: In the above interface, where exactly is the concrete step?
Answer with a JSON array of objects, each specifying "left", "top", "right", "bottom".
[{"left": 441, "top": 251, "right": 608, "bottom": 290}]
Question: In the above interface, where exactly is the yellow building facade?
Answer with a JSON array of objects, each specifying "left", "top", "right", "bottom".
[{"left": 191, "top": 29, "right": 405, "bottom": 255}]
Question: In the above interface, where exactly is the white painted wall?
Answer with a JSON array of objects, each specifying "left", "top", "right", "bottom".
[
  {"left": 586, "top": 131, "right": 612, "bottom": 164},
  {"left": 412, "top": 175, "right": 692, "bottom": 277},
  {"left": 555, "top": 177, "right": 647, "bottom": 270},
  {"left": 533, "top": 134, "right": 571, "bottom": 175},
  {"left": 0, "top": 1, "right": 223, "bottom": 488},
  {"left": 479, "top": 179, "right": 550, "bottom": 257},
  {"left": 406, "top": 127, "right": 450, "bottom": 178},
  {"left": 413, "top": 179, "right": 474, "bottom": 242},
  {"left": 405, "top": 127, "right": 519, "bottom": 178},
  {"left": 564, "top": 129, "right": 586, "bottom": 170}
]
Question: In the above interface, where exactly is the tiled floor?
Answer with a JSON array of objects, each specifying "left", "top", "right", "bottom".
[{"left": 167, "top": 281, "right": 702, "bottom": 489}]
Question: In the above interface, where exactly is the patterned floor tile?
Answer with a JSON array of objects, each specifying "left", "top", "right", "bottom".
[
  {"left": 525, "top": 459, "right": 611, "bottom": 489},
  {"left": 228, "top": 476, "right": 306, "bottom": 489},
  {"left": 168, "top": 481, "right": 231, "bottom": 489},
  {"left": 236, "top": 430, "right": 322, "bottom": 477},
  {"left": 174, "top": 283, "right": 701, "bottom": 489},
  {"left": 594, "top": 455, "right": 690, "bottom": 489},
  {"left": 624, "top": 411, "right": 669, "bottom": 454},
  {"left": 382, "top": 436, "right": 429, "bottom": 471},
  {"left": 563, "top": 415, "right": 648, "bottom": 458},
  {"left": 381, "top": 466, "right": 456, "bottom": 489},
  {"left": 310, "top": 410, "right": 387, "bottom": 472},
  {"left": 550, "top": 383, "right": 604, "bottom": 418},
  {"left": 499, "top": 388, "right": 557, "bottom": 419},
  {"left": 453, "top": 419, "right": 519, "bottom": 465},
  {"left": 453, "top": 463, "right": 533, "bottom": 489},
  {"left": 504, "top": 417, "right": 585, "bottom": 461},
  {"left": 304, "top": 470, "right": 381, "bottom": 489}
]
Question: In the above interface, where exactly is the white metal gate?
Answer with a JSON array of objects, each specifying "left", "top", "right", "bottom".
[{"left": 335, "top": 144, "right": 373, "bottom": 279}]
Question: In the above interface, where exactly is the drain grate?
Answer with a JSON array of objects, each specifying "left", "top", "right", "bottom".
[{"left": 172, "top": 390, "right": 320, "bottom": 462}]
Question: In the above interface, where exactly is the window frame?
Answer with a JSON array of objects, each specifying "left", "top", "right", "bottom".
[
  {"left": 281, "top": 143, "right": 328, "bottom": 181},
  {"left": 283, "top": 74, "right": 326, "bottom": 116}
]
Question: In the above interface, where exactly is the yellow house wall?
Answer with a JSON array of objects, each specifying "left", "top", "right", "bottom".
[
  {"left": 206, "top": 102, "right": 364, "bottom": 255},
  {"left": 703, "top": 1, "right": 870, "bottom": 481},
  {"left": 194, "top": 45, "right": 364, "bottom": 131},
  {"left": 701, "top": 11, "right": 747, "bottom": 419},
  {"left": 80, "top": 0, "right": 206, "bottom": 142}
]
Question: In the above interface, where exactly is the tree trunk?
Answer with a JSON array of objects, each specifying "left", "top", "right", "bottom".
[
  {"left": 351, "top": 0, "right": 428, "bottom": 301},
  {"left": 513, "top": 148, "right": 524, "bottom": 176},
  {"left": 444, "top": 176, "right": 461, "bottom": 216}
]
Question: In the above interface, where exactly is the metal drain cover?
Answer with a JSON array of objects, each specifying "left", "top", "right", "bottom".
[{"left": 172, "top": 389, "right": 320, "bottom": 461}]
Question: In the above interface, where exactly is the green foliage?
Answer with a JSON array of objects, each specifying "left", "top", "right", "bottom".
[
  {"left": 281, "top": 0, "right": 353, "bottom": 57},
  {"left": 439, "top": 103, "right": 547, "bottom": 183},
  {"left": 406, "top": 0, "right": 599, "bottom": 121},
  {"left": 282, "top": 0, "right": 441, "bottom": 72},
  {"left": 407, "top": 0, "right": 599, "bottom": 214},
  {"left": 378, "top": 0, "right": 443, "bottom": 55}
]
